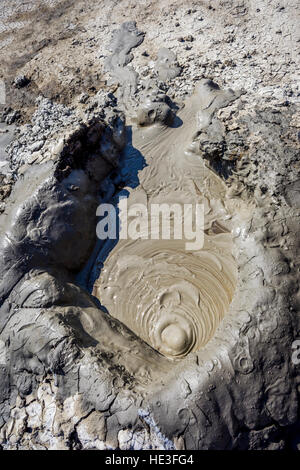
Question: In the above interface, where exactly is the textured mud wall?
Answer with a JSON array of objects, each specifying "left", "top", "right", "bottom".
[{"left": 0, "top": 0, "right": 299, "bottom": 450}]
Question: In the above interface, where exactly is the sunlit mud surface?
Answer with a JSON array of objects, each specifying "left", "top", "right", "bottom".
[
  {"left": 0, "top": 1, "right": 299, "bottom": 451},
  {"left": 93, "top": 81, "right": 239, "bottom": 358}
]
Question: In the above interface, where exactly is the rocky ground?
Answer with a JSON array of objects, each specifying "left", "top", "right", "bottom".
[
  {"left": 1, "top": 1, "right": 299, "bottom": 116},
  {"left": 0, "top": 0, "right": 299, "bottom": 450},
  {"left": 0, "top": 0, "right": 299, "bottom": 205}
]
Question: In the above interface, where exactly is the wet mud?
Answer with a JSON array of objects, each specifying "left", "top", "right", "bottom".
[{"left": 0, "top": 7, "right": 299, "bottom": 450}]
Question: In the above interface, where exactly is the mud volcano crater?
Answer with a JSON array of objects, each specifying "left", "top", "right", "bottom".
[
  {"left": 88, "top": 79, "right": 240, "bottom": 359},
  {"left": 0, "top": 13, "right": 299, "bottom": 451},
  {"left": 95, "top": 234, "right": 237, "bottom": 359}
]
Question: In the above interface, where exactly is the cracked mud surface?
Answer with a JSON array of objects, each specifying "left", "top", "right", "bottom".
[{"left": 0, "top": 0, "right": 299, "bottom": 450}]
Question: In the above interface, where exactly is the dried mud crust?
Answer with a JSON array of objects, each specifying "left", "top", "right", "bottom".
[
  {"left": 0, "top": 0, "right": 105, "bottom": 122},
  {"left": 0, "top": 0, "right": 299, "bottom": 451},
  {"left": 0, "top": 0, "right": 298, "bottom": 121}
]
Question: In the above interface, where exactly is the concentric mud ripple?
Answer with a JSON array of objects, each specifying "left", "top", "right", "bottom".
[{"left": 94, "top": 233, "right": 236, "bottom": 358}]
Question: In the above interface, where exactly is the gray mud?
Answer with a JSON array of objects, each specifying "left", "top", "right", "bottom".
[
  {"left": 0, "top": 1, "right": 299, "bottom": 451},
  {"left": 155, "top": 47, "right": 181, "bottom": 81},
  {"left": 93, "top": 78, "right": 242, "bottom": 359},
  {"left": 0, "top": 124, "right": 14, "bottom": 173},
  {"left": 105, "top": 22, "right": 145, "bottom": 103}
]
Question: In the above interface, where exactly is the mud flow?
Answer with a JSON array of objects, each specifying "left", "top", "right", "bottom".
[
  {"left": 93, "top": 81, "right": 239, "bottom": 359},
  {"left": 1, "top": 9, "right": 299, "bottom": 450}
]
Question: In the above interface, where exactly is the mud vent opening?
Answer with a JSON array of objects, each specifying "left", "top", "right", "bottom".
[
  {"left": 93, "top": 232, "right": 237, "bottom": 359},
  {"left": 89, "top": 79, "right": 241, "bottom": 360}
]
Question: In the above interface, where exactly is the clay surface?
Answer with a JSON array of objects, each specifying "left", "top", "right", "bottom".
[
  {"left": 155, "top": 47, "right": 181, "bottom": 81},
  {"left": 0, "top": 0, "right": 299, "bottom": 451},
  {"left": 93, "top": 79, "right": 240, "bottom": 359}
]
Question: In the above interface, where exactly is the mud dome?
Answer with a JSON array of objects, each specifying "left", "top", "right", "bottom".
[
  {"left": 93, "top": 80, "right": 240, "bottom": 359},
  {"left": 0, "top": 2, "right": 299, "bottom": 451}
]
